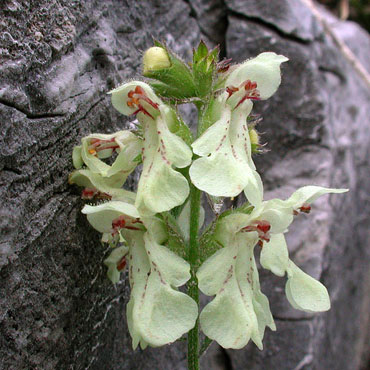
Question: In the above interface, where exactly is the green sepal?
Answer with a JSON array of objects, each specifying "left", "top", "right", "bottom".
[
  {"left": 198, "top": 219, "right": 223, "bottom": 264},
  {"left": 198, "top": 96, "right": 222, "bottom": 135},
  {"left": 161, "top": 212, "right": 187, "bottom": 259},
  {"left": 218, "top": 202, "right": 254, "bottom": 220},
  {"left": 165, "top": 107, "right": 193, "bottom": 146},
  {"left": 198, "top": 203, "right": 253, "bottom": 263},
  {"left": 193, "top": 40, "right": 208, "bottom": 62},
  {"left": 144, "top": 41, "right": 197, "bottom": 99},
  {"left": 192, "top": 41, "right": 219, "bottom": 98}
]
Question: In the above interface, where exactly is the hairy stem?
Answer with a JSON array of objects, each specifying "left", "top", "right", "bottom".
[
  {"left": 187, "top": 102, "right": 204, "bottom": 370},
  {"left": 187, "top": 183, "right": 201, "bottom": 370}
]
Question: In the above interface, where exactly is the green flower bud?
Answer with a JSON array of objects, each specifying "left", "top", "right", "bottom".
[
  {"left": 143, "top": 41, "right": 197, "bottom": 99},
  {"left": 143, "top": 46, "right": 171, "bottom": 73}
]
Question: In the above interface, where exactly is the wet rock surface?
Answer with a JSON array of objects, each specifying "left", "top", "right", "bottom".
[{"left": 0, "top": 0, "right": 369, "bottom": 369}]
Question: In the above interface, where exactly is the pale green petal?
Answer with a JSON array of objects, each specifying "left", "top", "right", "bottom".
[
  {"left": 156, "top": 107, "right": 192, "bottom": 168},
  {"left": 81, "top": 137, "right": 110, "bottom": 174},
  {"left": 198, "top": 233, "right": 272, "bottom": 349},
  {"left": 260, "top": 233, "right": 289, "bottom": 277},
  {"left": 285, "top": 262, "right": 330, "bottom": 312},
  {"left": 144, "top": 232, "right": 191, "bottom": 287},
  {"left": 72, "top": 145, "right": 83, "bottom": 169},
  {"left": 81, "top": 131, "right": 142, "bottom": 178},
  {"left": 127, "top": 231, "right": 197, "bottom": 348},
  {"left": 234, "top": 236, "right": 271, "bottom": 349},
  {"left": 106, "top": 139, "right": 142, "bottom": 177},
  {"left": 109, "top": 81, "right": 162, "bottom": 116},
  {"left": 126, "top": 232, "right": 151, "bottom": 349},
  {"left": 136, "top": 158, "right": 189, "bottom": 215},
  {"left": 243, "top": 169, "right": 263, "bottom": 208},
  {"left": 69, "top": 169, "right": 136, "bottom": 202},
  {"left": 240, "top": 245, "right": 276, "bottom": 340},
  {"left": 286, "top": 185, "right": 349, "bottom": 210},
  {"left": 226, "top": 52, "right": 289, "bottom": 100},
  {"left": 200, "top": 285, "right": 252, "bottom": 349},
  {"left": 136, "top": 114, "right": 190, "bottom": 215},
  {"left": 197, "top": 246, "right": 236, "bottom": 296},
  {"left": 177, "top": 200, "right": 205, "bottom": 241},
  {"left": 104, "top": 246, "right": 129, "bottom": 284},
  {"left": 190, "top": 150, "right": 248, "bottom": 197},
  {"left": 141, "top": 216, "right": 168, "bottom": 245},
  {"left": 82, "top": 201, "right": 139, "bottom": 233},
  {"left": 256, "top": 199, "right": 294, "bottom": 233},
  {"left": 136, "top": 277, "right": 198, "bottom": 347},
  {"left": 190, "top": 97, "right": 260, "bottom": 203},
  {"left": 126, "top": 299, "right": 139, "bottom": 349},
  {"left": 192, "top": 105, "right": 231, "bottom": 156}
]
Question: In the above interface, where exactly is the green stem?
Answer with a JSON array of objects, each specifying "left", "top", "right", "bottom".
[
  {"left": 187, "top": 102, "right": 203, "bottom": 370},
  {"left": 187, "top": 184, "right": 201, "bottom": 370}
]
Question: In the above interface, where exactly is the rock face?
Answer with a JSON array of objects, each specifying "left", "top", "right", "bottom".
[{"left": 0, "top": 1, "right": 369, "bottom": 370}]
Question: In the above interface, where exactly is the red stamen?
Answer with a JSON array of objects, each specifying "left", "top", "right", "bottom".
[
  {"left": 299, "top": 204, "right": 311, "bottom": 214},
  {"left": 133, "top": 105, "right": 155, "bottom": 120},
  {"left": 117, "top": 256, "right": 127, "bottom": 271},
  {"left": 135, "top": 86, "right": 145, "bottom": 94},
  {"left": 226, "top": 86, "right": 239, "bottom": 98},
  {"left": 124, "top": 226, "right": 141, "bottom": 231},
  {"left": 255, "top": 220, "right": 271, "bottom": 233},
  {"left": 132, "top": 219, "right": 143, "bottom": 224},
  {"left": 217, "top": 58, "right": 232, "bottom": 73},
  {"left": 112, "top": 215, "right": 126, "bottom": 229},
  {"left": 234, "top": 80, "right": 261, "bottom": 108},
  {"left": 81, "top": 188, "right": 97, "bottom": 199},
  {"left": 242, "top": 219, "right": 271, "bottom": 244},
  {"left": 95, "top": 144, "right": 120, "bottom": 152},
  {"left": 126, "top": 85, "right": 159, "bottom": 118}
]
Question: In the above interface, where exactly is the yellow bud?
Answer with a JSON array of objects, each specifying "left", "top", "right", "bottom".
[
  {"left": 143, "top": 47, "right": 171, "bottom": 74},
  {"left": 249, "top": 128, "right": 260, "bottom": 146}
]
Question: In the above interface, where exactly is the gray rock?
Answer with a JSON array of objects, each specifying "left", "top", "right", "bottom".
[
  {"left": 224, "top": 1, "right": 370, "bottom": 369},
  {"left": 0, "top": 0, "right": 369, "bottom": 369},
  {"left": 0, "top": 1, "right": 198, "bottom": 369}
]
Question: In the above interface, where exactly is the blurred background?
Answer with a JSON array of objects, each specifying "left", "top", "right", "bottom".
[
  {"left": 0, "top": 1, "right": 369, "bottom": 369},
  {"left": 318, "top": 0, "right": 370, "bottom": 30}
]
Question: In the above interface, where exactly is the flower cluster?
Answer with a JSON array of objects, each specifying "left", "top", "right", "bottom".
[{"left": 69, "top": 41, "right": 347, "bottom": 351}]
